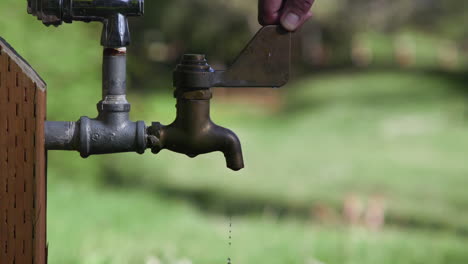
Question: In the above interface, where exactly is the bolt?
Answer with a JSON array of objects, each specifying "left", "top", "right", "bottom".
[
  {"left": 147, "top": 135, "right": 159, "bottom": 147},
  {"left": 91, "top": 133, "right": 101, "bottom": 142}
]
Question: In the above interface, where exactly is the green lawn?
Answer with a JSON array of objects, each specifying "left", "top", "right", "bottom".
[
  {"left": 47, "top": 181, "right": 468, "bottom": 264},
  {"left": 66, "top": 70, "right": 468, "bottom": 232},
  {"left": 47, "top": 70, "right": 468, "bottom": 263}
]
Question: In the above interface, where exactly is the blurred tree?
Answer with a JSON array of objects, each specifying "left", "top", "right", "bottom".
[
  {"left": 126, "top": 0, "right": 468, "bottom": 91},
  {"left": 128, "top": 0, "right": 252, "bottom": 92}
]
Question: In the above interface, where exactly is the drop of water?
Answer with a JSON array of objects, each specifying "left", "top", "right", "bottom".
[{"left": 227, "top": 214, "right": 232, "bottom": 264}]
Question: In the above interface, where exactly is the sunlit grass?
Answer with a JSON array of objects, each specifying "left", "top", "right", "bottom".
[
  {"left": 87, "top": 71, "right": 468, "bottom": 233},
  {"left": 48, "top": 181, "right": 468, "bottom": 264}
]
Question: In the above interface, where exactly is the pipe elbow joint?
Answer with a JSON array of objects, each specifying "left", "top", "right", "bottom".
[{"left": 77, "top": 116, "right": 147, "bottom": 157}]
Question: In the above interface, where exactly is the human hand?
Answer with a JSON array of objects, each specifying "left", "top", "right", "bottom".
[{"left": 258, "top": 0, "right": 315, "bottom": 31}]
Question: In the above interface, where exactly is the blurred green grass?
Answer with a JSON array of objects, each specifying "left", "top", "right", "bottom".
[
  {"left": 47, "top": 181, "right": 468, "bottom": 264},
  {"left": 46, "top": 70, "right": 468, "bottom": 263},
  {"left": 84, "top": 71, "right": 468, "bottom": 232},
  {"left": 0, "top": 0, "right": 103, "bottom": 121}
]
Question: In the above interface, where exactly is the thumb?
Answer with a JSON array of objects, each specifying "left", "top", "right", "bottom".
[{"left": 280, "top": 0, "right": 314, "bottom": 31}]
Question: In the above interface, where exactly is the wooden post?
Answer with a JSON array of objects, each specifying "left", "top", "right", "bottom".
[{"left": 0, "top": 38, "right": 47, "bottom": 264}]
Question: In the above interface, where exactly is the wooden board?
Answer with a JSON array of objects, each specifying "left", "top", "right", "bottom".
[{"left": 0, "top": 38, "right": 47, "bottom": 264}]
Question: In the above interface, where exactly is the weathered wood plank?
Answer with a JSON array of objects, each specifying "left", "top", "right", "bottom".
[{"left": 0, "top": 37, "right": 47, "bottom": 264}]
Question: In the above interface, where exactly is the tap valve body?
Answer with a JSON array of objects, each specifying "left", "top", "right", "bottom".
[
  {"left": 148, "top": 26, "right": 292, "bottom": 171},
  {"left": 148, "top": 55, "right": 244, "bottom": 171}
]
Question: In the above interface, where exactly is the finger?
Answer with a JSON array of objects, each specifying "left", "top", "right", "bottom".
[
  {"left": 280, "top": 0, "right": 314, "bottom": 31},
  {"left": 258, "top": 0, "right": 284, "bottom": 25}
]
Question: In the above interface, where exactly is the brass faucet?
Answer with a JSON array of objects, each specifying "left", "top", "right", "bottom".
[
  {"left": 148, "top": 27, "right": 292, "bottom": 171},
  {"left": 149, "top": 88, "right": 244, "bottom": 171}
]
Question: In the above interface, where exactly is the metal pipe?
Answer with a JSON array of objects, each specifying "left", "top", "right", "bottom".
[
  {"left": 103, "top": 48, "right": 127, "bottom": 96},
  {"left": 27, "top": 0, "right": 144, "bottom": 25},
  {"left": 101, "top": 47, "right": 129, "bottom": 106},
  {"left": 68, "top": 0, "right": 143, "bottom": 19},
  {"left": 28, "top": 0, "right": 144, "bottom": 46},
  {"left": 77, "top": 116, "right": 147, "bottom": 157},
  {"left": 45, "top": 121, "right": 78, "bottom": 150},
  {"left": 45, "top": 47, "right": 147, "bottom": 156}
]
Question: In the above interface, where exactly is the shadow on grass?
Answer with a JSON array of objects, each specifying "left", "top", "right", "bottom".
[
  {"left": 103, "top": 67, "right": 468, "bottom": 238},
  {"left": 101, "top": 163, "right": 468, "bottom": 238}
]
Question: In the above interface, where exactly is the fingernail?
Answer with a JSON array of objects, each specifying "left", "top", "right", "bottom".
[{"left": 281, "top": 12, "right": 300, "bottom": 31}]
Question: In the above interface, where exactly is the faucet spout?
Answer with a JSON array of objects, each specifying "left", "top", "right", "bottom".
[
  {"left": 217, "top": 127, "right": 244, "bottom": 171},
  {"left": 148, "top": 89, "right": 244, "bottom": 171}
]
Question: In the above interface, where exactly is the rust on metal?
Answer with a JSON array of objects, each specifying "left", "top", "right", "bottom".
[
  {"left": 103, "top": 47, "right": 127, "bottom": 56},
  {"left": 0, "top": 37, "right": 47, "bottom": 264}
]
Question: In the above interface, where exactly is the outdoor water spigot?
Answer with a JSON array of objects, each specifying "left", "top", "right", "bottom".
[
  {"left": 27, "top": 0, "right": 144, "bottom": 47},
  {"left": 29, "top": 0, "right": 149, "bottom": 157},
  {"left": 148, "top": 54, "right": 244, "bottom": 171},
  {"left": 148, "top": 26, "right": 292, "bottom": 171},
  {"left": 33, "top": 1, "right": 292, "bottom": 172},
  {"left": 148, "top": 87, "right": 244, "bottom": 171}
]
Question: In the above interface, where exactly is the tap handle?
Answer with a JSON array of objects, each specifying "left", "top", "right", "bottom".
[
  {"left": 173, "top": 26, "right": 292, "bottom": 91},
  {"left": 101, "top": 13, "right": 131, "bottom": 48},
  {"left": 213, "top": 26, "right": 292, "bottom": 88}
]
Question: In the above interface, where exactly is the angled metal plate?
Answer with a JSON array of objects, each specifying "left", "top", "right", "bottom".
[{"left": 214, "top": 25, "right": 292, "bottom": 88}]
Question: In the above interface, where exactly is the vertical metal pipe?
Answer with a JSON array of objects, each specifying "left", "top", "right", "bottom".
[{"left": 102, "top": 47, "right": 127, "bottom": 98}]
